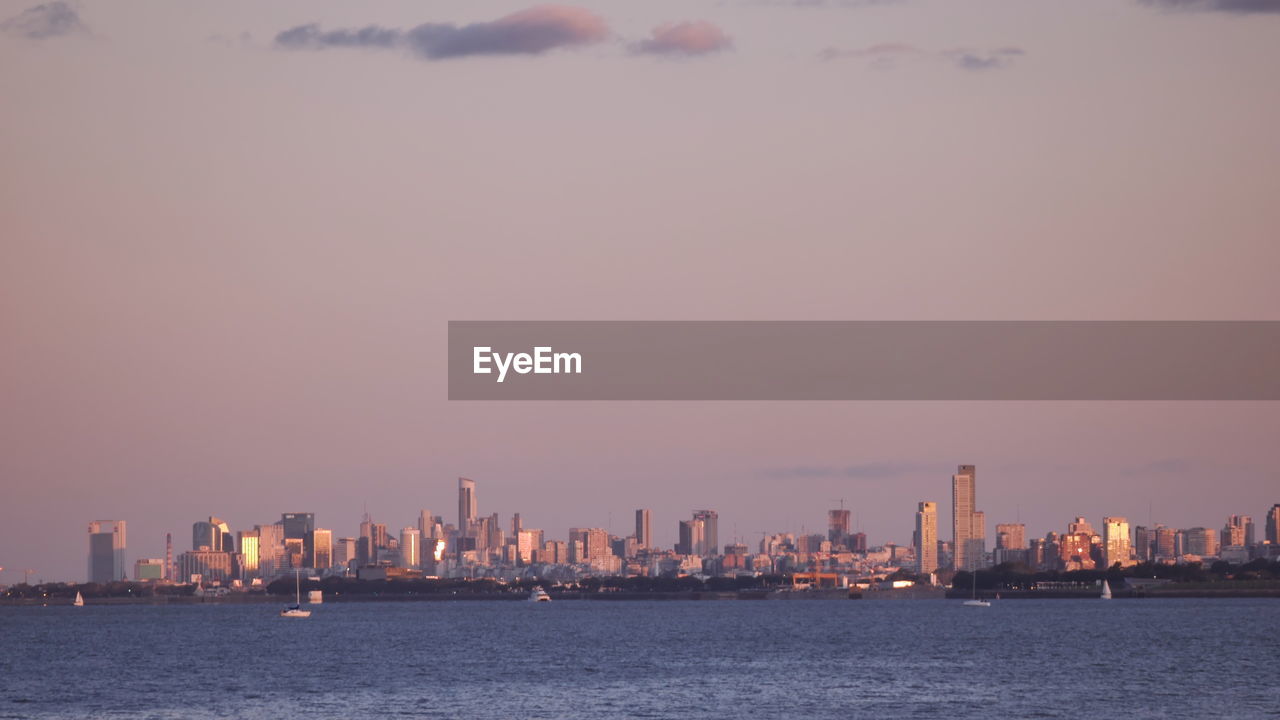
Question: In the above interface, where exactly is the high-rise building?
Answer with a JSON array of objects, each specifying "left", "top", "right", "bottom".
[
  {"left": 458, "top": 477, "right": 478, "bottom": 534},
  {"left": 87, "top": 520, "right": 127, "bottom": 583},
  {"left": 333, "top": 537, "right": 356, "bottom": 570},
  {"left": 1102, "top": 517, "right": 1132, "bottom": 568},
  {"left": 517, "top": 529, "right": 543, "bottom": 565},
  {"left": 995, "top": 523, "right": 1026, "bottom": 550},
  {"left": 914, "top": 501, "right": 938, "bottom": 576},
  {"left": 692, "top": 510, "right": 719, "bottom": 555},
  {"left": 676, "top": 519, "right": 705, "bottom": 556},
  {"left": 399, "top": 527, "right": 420, "bottom": 569},
  {"left": 257, "top": 523, "right": 285, "bottom": 579},
  {"left": 828, "top": 509, "right": 851, "bottom": 546},
  {"left": 312, "top": 528, "right": 333, "bottom": 569},
  {"left": 1221, "top": 515, "right": 1251, "bottom": 549},
  {"left": 1267, "top": 504, "right": 1280, "bottom": 546},
  {"left": 1156, "top": 526, "right": 1177, "bottom": 560},
  {"left": 1183, "top": 527, "right": 1219, "bottom": 558},
  {"left": 281, "top": 512, "right": 315, "bottom": 567},
  {"left": 636, "top": 509, "right": 652, "bottom": 548},
  {"left": 418, "top": 509, "right": 436, "bottom": 541},
  {"left": 238, "top": 529, "right": 261, "bottom": 578},
  {"left": 1134, "top": 525, "right": 1157, "bottom": 563},
  {"left": 848, "top": 532, "right": 867, "bottom": 554},
  {"left": 951, "top": 466, "right": 985, "bottom": 570},
  {"left": 192, "top": 517, "right": 231, "bottom": 553},
  {"left": 568, "top": 528, "right": 612, "bottom": 563}
]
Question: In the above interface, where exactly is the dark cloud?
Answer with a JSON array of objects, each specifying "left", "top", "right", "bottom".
[
  {"left": 821, "top": 43, "right": 1025, "bottom": 71},
  {"left": 631, "top": 21, "right": 733, "bottom": 56},
  {"left": 944, "top": 47, "right": 1025, "bottom": 71},
  {"left": 274, "top": 5, "right": 609, "bottom": 60},
  {"left": 0, "top": 1, "right": 88, "bottom": 39},
  {"left": 1140, "top": 0, "right": 1280, "bottom": 12}
]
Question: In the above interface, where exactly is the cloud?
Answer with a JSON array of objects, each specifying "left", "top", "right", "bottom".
[
  {"left": 0, "top": 1, "right": 88, "bottom": 39},
  {"left": 820, "top": 43, "right": 1025, "bottom": 71},
  {"left": 275, "top": 5, "right": 609, "bottom": 60},
  {"left": 943, "top": 46, "right": 1025, "bottom": 71},
  {"left": 1140, "top": 0, "right": 1280, "bottom": 12},
  {"left": 631, "top": 21, "right": 733, "bottom": 56}
]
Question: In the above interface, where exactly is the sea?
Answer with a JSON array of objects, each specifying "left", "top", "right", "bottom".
[{"left": 1, "top": 598, "right": 1277, "bottom": 719}]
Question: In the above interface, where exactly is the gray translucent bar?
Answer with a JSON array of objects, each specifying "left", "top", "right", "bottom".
[{"left": 448, "top": 321, "right": 1280, "bottom": 400}]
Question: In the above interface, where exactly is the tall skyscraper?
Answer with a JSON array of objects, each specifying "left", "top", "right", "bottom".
[
  {"left": 1102, "top": 517, "right": 1131, "bottom": 568},
  {"left": 256, "top": 523, "right": 285, "bottom": 579},
  {"left": 399, "top": 528, "right": 420, "bottom": 569},
  {"left": 238, "top": 529, "right": 261, "bottom": 578},
  {"left": 692, "top": 510, "right": 719, "bottom": 555},
  {"left": 312, "top": 528, "right": 333, "bottom": 569},
  {"left": 828, "top": 509, "right": 851, "bottom": 546},
  {"left": 914, "top": 502, "right": 938, "bottom": 576},
  {"left": 458, "top": 477, "right": 478, "bottom": 534},
  {"left": 87, "top": 520, "right": 126, "bottom": 583},
  {"left": 1267, "top": 504, "right": 1280, "bottom": 546},
  {"left": 192, "top": 517, "right": 231, "bottom": 552},
  {"left": 676, "top": 519, "right": 705, "bottom": 556},
  {"left": 281, "top": 512, "right": 315, "bottom": 567},
  {"left": 951, "top": 465, "right": 986, "bottom": 570},
  {"left": 635, "top": 509, "right": 652, "bottom": 548}
]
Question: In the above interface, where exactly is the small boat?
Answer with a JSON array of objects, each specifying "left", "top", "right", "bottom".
[
  {"left": 1100, "top": 579, "right": 1112, "bottom": 600},
  {"left": 73, "top": 591, "right": 84, "bottom": 607},
  {"left": 962, "top": 571, "right": 990, "bottom": 607},
  {"left": 280, "top": 570, "right": 312, "bottom": 618},
  {"left": 529, "top": 587, "right": 551, "bottom": 603}
]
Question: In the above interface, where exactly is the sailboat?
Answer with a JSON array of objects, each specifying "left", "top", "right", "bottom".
[
  {"left": 280, "top": 570, "right": 311, "bottom": 618},
  {"left": 1100, "top": 579, "right": 1112, "bottom": 600},
  {"left": 73, "top": 591, "right": 84, "bottom": 607},
  {"left": 962, "top": 571, "right": 991, "bottom": 607}
]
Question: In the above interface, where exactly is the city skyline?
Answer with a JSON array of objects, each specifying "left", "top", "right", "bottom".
[{"left": 6, "top": 469, "right": 1278, "bottom": 584}]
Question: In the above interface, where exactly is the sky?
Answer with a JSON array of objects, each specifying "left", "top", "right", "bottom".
[{"left": 2, "top": 0, "right": 1278, "bottom": 582}]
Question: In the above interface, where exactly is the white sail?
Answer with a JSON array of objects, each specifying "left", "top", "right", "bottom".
[
  {"left": 73, "top": 591, "right": 84, "bottom": 607},
  {"left": 1100, "top": 580, "right": 1112, "bottom": 600}
]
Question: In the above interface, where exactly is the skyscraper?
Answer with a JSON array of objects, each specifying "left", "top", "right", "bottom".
[
  {"left": 281, "top": 512, "right": 315, "bottom": 567},
  {"left": 1102, "top": 517, "right": 1131, "bottom": 568},
  {"left": 1267, "top": 504, "right": 1280, "bottom": 546},
  {"left": 914, "top": 502, "right": 938, "bottom": 576},
  {"left": 1221, "top": 515, "right": 1251, "bottom": 548},
  {"left": 828, "top": 509, "right": 851, "bottom": 546},
  {"left": 238, "top": 529, "right": 261, "bottom": 579},
  {"left": 87, "top": 520, "right": 126, "bottom": 583},
  {"left": 312, "top": 528, "right": 333, "bottom": 570},
  {"left": 676, "top": 519, "right": 704, "bottom": 556},
  {"left": 458, "top": 477, "right": 478, "bottom": 534},
  {"left": 399, "top": 527, "right": 420, "bottom": 569},
  {"left": 692, "top": 510, "right": 719, "bottom": 555},
  {"left": 192, "top": 517, "right": 231, "bottom": 552},
  {"left": 951, "top": 465, "right": 986, "bottom": 570},
  {"left": 256, "top": 523, "right": 285, "bottom": 579},
  {"left": 635, "top": 509, "right": 652, "bottom": 548}
]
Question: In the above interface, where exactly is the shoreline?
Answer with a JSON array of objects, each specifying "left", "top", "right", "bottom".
[{"left": 3, "top": 588, "right": 1278, "bottom": 606}]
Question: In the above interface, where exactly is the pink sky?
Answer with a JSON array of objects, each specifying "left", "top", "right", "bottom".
[{"left": 2, "top": 0, "right": 1278, "bottom": 581}]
